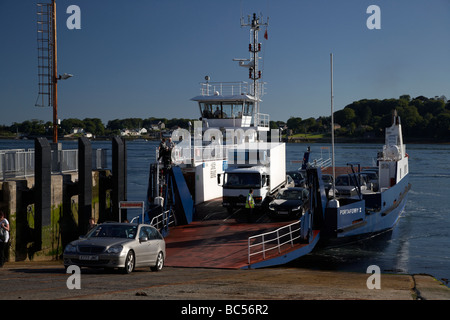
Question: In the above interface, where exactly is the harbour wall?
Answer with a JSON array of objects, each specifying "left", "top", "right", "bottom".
[{"left": 0, "top": 137, "right": 127, "bottom": 262}]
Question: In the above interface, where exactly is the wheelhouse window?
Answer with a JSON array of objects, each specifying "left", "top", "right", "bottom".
[
  {"left": 199, "top": 102, "right": 253, "bottom": 119},
  {"left": 243, "top": 102, "right": 254, "bottom": 116}
]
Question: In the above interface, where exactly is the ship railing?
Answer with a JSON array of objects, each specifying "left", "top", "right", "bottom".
[
  {"left": 200, "top": 81, "right": 250, "bottom": 96},
  {"left": 248, "top": 220, "right": 301, "bottom": 264},
  {"left": 310, "top": 157, "right": 332, "bottom": 170},
  {"left": 149, "top": 209, "right": 175, "bottom": 231},
  {"left": 0, "top": 148, "right": 108, "bottom": 181},
  {"left": 199, "top": 81, "right": 266, "bottom": 97},
  {"left": 256, "top": 113, "right": 270, "bottom": 128}
]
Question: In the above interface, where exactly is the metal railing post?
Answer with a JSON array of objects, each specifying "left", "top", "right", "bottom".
[
  {"left": 262, "top": 234, "right": 265, "bottom": 259},
  {"left": 248, "top": 238, "right": 251, "bottom": 264},
  {"left": 289, "top": 225, "right": 294, "bottom": 247},
  {"left": 277, "top": 230, "right": 281, "bottom": 254}
]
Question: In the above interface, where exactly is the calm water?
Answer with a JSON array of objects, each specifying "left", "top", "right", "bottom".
[{"left": 2, "top": 139, "right": 450, "bottom": 284}]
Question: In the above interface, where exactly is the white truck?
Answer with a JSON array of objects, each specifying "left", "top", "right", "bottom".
[{"left": 219, "top": 142, "right": 287, "bottom": 212}]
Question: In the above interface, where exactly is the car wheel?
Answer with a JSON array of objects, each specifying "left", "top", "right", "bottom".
[
  {"left": 151, "top": 251, "right": 164, "bottom": 272},
  {"left": 123, "top": 250, "right": 135, "bottom": 274}
]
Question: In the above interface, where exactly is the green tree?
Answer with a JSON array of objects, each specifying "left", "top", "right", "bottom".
[
  {"left": 334, "top": 107, "right": 355, "bottom": 127},
  {"left": 286, "top": 117, "right": 302, "bottom": 134}
]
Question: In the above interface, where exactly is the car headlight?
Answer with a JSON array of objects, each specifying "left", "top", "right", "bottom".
[
  {"left": 64, "top": 244, "right": 77, "bottom": 253},
  {"left": 292, "top": 206, "right": 302, "bottom": 211},
  {"left": 268, "top": 205, "right": 275, "bottom": 210},
  {"left": 106, "top": 245, "right": 123, "bottom": 254}
]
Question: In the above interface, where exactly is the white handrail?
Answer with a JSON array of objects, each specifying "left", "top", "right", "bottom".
[
  {"left": 149, "top": 209, "right": 174, "bottom": 230},
  {"left": 248, "top": 220, "right": 301, "bottom": 264}
]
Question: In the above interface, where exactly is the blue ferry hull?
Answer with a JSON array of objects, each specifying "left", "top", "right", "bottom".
[
  {"left": 333, "top": 175, "right": 410, "bottom": 238},
  {"left": 243, "top": 173, "right": 411, "bottom": 269}
]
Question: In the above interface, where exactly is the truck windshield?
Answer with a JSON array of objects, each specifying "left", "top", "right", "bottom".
[{"left": 223, "top": 172, "right": 261, "bottom": 189}]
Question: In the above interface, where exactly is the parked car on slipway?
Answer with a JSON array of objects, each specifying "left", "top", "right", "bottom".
[{"left": 63, "top": 222, "right": 165, "bottom": 274}]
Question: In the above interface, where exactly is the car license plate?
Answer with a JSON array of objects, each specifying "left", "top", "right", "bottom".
[
  {"left": 278, "top": 211, "right": 288, "bottom": 215},
  {"left": 79, "top": 255, "right": 99, "bottom": 261}
]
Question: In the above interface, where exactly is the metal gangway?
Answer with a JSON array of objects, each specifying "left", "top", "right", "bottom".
[{"left": 0, "top": 148, "right": 107, "bottom": 181}]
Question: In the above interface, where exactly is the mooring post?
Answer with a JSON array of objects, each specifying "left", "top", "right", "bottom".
[
  {"left": 78, "top": 137, "right": 92, "bottom": 235},
  {"left": 112, "top": 137, "right": 126, "bottom": 222},
  {"left": 34, "top": 137, "right": 51, "bottom": 251}
]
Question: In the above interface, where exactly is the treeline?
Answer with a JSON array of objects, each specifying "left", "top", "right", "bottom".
[
  {"left": 285, "top": 95, "right": 450, "bottom": 141},
  {"left": 1, "top": 95, "right": 449, "bottom": 141},
  {"left": 0, "top": 117, "right": 197, "bottom": 138}
]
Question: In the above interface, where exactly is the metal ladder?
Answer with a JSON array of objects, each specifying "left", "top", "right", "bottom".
[{"left": 36, "top": 3, "right": 53, "bottom": 107}]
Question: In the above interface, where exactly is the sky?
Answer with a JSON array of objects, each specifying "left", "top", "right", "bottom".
[{"left": 1, "top": 0, "right": 450, "bottom": 126}]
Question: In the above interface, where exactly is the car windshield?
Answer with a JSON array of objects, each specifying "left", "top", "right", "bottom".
[
  {"left": 277, "top": 189, "right": 308, "bottom": 200},
  {"left": 86, "top": 224, "right": 137, "bottom": 239},
  {"left": 362, "top": 172, "right": 377, "bottom": 179},
  {"left": 287, "top": 172, "right": 304, "bottom": 180},
  {"left": 335, "top": 175, "right": 350, "bottom": 186}
]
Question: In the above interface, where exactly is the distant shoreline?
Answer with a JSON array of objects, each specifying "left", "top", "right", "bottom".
[
  {"left": 286, "top": 136, "right": 450, "bottom": 145},
  {"left": 1, "top": 135, "right": 449, "bottom": 145}
]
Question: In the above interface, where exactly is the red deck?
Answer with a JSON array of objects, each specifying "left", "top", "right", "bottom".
[
  {"left": 164, "top": 197, "right": 320, "bottom": 269},
  {"left": 164, "top": 219, "right": 290, "bottom": 269}
]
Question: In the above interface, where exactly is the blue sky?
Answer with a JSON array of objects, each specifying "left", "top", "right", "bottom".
[{"left": 1, "top": 0, "right": 450, "bottom": 126}]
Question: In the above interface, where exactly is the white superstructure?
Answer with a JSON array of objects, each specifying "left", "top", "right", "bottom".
[{"left": 170, "top": 13, "right": 284, "bottom": 205}]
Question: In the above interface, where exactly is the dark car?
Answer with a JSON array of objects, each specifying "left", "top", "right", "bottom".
[
  {"left": 268, "top": 187, "right": 309, "bottom": 219},
  {"left": 321, "top": 174, "right": 334, "bottom": 197},
  {"left": 333, "top": 173, "right": 372, "bottom": 198},
  {"left": 286, "top": 171, "right": 306, "bottom": 187}
]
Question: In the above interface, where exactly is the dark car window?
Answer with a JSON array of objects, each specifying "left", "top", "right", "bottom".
[
  {"left": 277, "top": 189, "right": 308, "bottom": 200},
  {"left": 335, "top": 176, "right": 349, "bottom": 186},
  {"left": 139, "top": 226, "right": 161, "bottom": 240},
  {"left": 139, "top": 226, "right": 150, "bottom": 239}
]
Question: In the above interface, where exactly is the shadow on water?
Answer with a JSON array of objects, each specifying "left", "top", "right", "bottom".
[{"left": 284, "top": 229, "right": 400, "bottom": 274}]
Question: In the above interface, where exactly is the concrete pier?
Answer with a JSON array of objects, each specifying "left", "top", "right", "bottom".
[{"left": 0, "top": 137, "right": 126, "bottom": 262}]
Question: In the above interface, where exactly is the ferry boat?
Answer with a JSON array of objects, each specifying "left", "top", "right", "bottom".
[
  {"left": 144, "top": 13, "right": 411, "bottom": 269},
  {"left": 249, "top": 111, "right": 411, "bottom": 268}
]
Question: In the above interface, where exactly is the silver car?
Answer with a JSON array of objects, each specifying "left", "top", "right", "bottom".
[{"left": 63, "top": 222, "right": 165, "bottom": 274}]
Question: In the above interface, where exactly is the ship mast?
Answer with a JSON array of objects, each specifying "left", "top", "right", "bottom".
[{"left": 234, "top": 13, "right": 268, "bottom": 117}]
